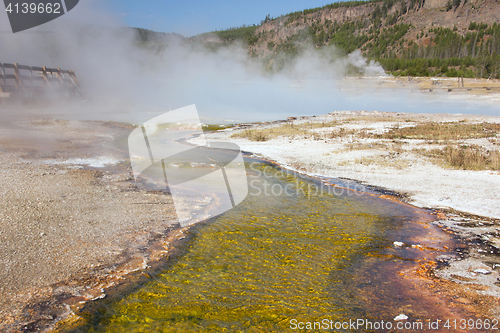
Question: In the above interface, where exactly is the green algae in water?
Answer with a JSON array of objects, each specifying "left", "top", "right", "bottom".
[{"left": 71, "top": 163, "right": 414, "bottom": 332}]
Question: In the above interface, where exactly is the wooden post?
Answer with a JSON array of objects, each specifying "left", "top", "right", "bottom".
[
  {"left": 1, "top": 63, "right": 5, "bottom": 87},
  {"left": 42, "top": 66, "right": 50, "bottom": 88},
  {"left": 30, "top": 66, "right": 33, "bottom": 88},
  {"left": 56, "top": 68, "right": 65, "bottom": 86},
  {"left": 13, "top": 63, "right": 26, "bottom": 97},
  {"left": 69, "top": 70, "right": 80, "bottom": 87},
  {"left": 68, "top": 70, "right": 81, "bottom": 96},
  {"left": 13, "top": 63, "right": 21, "bottom": 88}
]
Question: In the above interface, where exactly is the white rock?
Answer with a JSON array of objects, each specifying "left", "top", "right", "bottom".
[
  {"left": 474, "top": 268, "right": 492, "bottom": 275},
  {"left": 394, "top": 314, "right": 408, "bottom": 321},
  {"left": 393, "top": 241, "right": 405, "bottom": 247}
]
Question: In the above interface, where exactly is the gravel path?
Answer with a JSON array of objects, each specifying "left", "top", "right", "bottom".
[{"left": 0, "top": 119, "right": 179, "bottom": 331}]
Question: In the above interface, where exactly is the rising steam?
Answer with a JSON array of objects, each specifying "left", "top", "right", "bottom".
[{"left": 0, "top": 1, "right": 498, "bottom": 123}]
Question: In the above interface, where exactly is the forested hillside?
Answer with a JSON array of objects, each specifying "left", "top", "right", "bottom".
[{"left": 191, "top": 0, "right": 500, "bottom": 78}]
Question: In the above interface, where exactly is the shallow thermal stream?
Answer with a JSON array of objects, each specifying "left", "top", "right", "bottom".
[{"left": 64, "top": 161, "right": 459, "bottom": 332}]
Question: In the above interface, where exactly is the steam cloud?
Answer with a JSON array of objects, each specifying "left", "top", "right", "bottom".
[{"left": 0, "top": 1, "right": 498, "bottom": 123}]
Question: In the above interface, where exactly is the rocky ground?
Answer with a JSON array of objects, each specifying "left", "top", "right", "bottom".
[{"left": 0, "top": 119, "right": 182, "bottom": 332}]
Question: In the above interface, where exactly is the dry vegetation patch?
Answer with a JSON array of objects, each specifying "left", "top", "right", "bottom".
[
  {"left": 414, "top": 145, "right": 500, "bottom": 171},
  {"left": 338, "top": 154, "right": 411, "bottom": 170},
  {"left": 378, "top": 121, "right": 500, "bottom": 170},
  {"left": 379, "top": 122, "right": 500, "bottom": 141},
  {"left": 230, "top": 116, "right": 500, "bottom": 171},
  {"left": 231, "top": 121, "right": 338, "bottom": 141},
  {"left": 344, "top": 116, "right": 414, "bottom": 123}
]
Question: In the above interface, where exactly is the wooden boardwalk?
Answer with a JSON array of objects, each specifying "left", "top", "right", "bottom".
[{"left": 0, "top": 62, "right": 81, "bottom": 100}]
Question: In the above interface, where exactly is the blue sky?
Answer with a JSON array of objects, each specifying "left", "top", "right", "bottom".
[{"left": 100, "top": 0, "right": 343, "bottom": 36}]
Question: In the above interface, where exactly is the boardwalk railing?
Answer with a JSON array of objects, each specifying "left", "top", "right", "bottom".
[{"left": 0, "top": 62, "right": 81, "bottom": 99}]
